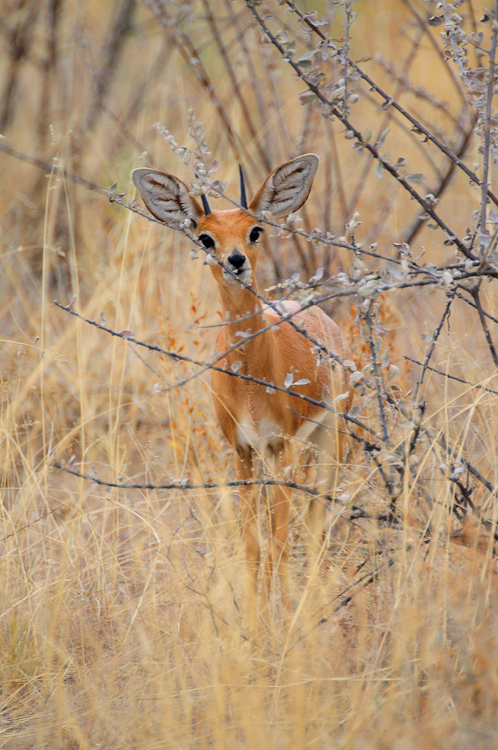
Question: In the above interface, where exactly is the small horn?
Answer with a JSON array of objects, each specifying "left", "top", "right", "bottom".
[
  {"left": 195, "top": 171, "right": 212, "bottom": 215},
  {"left": 201, "top": 193, "right": 211, "bottom": 215},
  {"left": 239, "top": 164, "right": 248, "bottom": 210}
]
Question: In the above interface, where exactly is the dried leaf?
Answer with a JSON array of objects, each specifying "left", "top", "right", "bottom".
[
  {"left": 428, "top": 15, "right": 444, "bottom": 26},
  {"left": 350, "top": 371, "right": 364, "bottom": 386},
  {"left": 299, "top": 92, "right": 317, "bottom": 105},
  {"left": 399, "top": 420, "right": 415, "bottom": 430},
  {"left": 406, "top": 173, "right": 425, "bottom": 184}
]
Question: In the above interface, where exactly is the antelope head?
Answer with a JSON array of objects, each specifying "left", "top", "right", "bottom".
[{"left": 131, "top": 154, "right": 319, "bottom": 293}]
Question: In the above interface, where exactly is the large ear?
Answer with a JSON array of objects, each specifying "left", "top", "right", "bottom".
[
  {"left": 131, "top": 168, "right": 203, "bottom": 226},
  {"left": 248, "top": 154, "right": 319, "bottom": 219}
]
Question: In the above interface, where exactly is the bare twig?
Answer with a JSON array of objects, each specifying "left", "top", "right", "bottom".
[
  {"left": 282, "top": 0, "right": 498, "bottom": 208},
  {"left": 365, "top": 309, "right": 389, "bottom": 443},
  {"left": 201, "top": 0, "right": 271, "bottom": 173},
  {"left": 455, "top": 289, "right": 498, "bottom": 326},
  {"left": 0, "top": 142, "right": 105, "bottom": 193},
  {"left": 479, "top": 1, "right": 498, "bottom": 255},
  {"left": 0, "top": 503, "right": 68, "bottom": 545},
  {"left": 52, "top": 301, "right": 380, "bottom": 439},
  {"left": 245, "top": 2, "right": 476, "bottom": 262},
  {"left": 471, "top": 284, "right": 498, "bottom": 368},
  {"left": 0, "top": 0, "right": 40, "bottom": 131},
  {"left": 405, "top": 357, "right": 498, "bottom": 397},
  {"left": 146, "top": 0, "right": 244, "bottom": 164},
  {"left": 346, "top": 25, "right": 425, "bottom": 221},
  {"left": 342, "top": 1, "right": 353, "bottom": 119},
  {"left": 50, "top": 461, "right": 361, "bottom": 513},
  {"left": 78, "top": 0, "right": 135, "bottom": 143},
  {"left": 37, "top": 0, "right": 62, "bottom": 154},
  {"left": 404, "top": 126, "right": 473, "bottom": 248},
  {"left": 414, "top": 292, "right": 455, "bottom": 402}
]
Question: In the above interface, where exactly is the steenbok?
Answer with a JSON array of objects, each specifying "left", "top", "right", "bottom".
[{"left": 132, "top": 155, "right": 350, "bottom": 627}]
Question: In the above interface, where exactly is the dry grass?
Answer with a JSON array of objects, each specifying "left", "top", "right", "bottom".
[{"left": 1, "top": 0, "right": 498, "bottom": 747}]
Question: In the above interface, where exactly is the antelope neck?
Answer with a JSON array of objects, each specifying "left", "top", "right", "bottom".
[{"left": 217, "top": 283, "right": 269, "bottom": 346}]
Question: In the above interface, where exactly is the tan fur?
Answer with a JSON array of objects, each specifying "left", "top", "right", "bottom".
[
  {"left": 199, "top": 209, "right": 349, "bottom": 628},
  {"left": 132, "top": 157, "right": 350, "bottom": 630}
]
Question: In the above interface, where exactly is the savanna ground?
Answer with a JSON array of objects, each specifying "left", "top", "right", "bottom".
[{"left": 2, "top": 0, "right": 498, "bottom": 747}]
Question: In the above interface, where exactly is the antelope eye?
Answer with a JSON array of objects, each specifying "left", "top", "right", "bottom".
[
  {"left": 198, "top": 234, "right": 215, "bottom": 250},
  {"left": 249, "top": 226, "right": 263, "bottom": 244}
]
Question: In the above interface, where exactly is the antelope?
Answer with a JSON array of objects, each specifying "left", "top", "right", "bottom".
[{"left": 132, "top": 155, "right": 350, "bottom": 627}]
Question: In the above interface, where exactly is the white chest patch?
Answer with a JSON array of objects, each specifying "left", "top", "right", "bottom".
[{"left": 236, "top": 417, "right": 281, "bottom": 454}]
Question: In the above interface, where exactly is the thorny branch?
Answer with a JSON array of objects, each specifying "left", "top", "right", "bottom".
[
  {"left": 4, "top": 0, "right": 498, "bottom": 616},
  {"left": 405, "top": 357, "right": 498, "bottom": 397},
  {"left": 53, "top": 290, "right": 498, "bottom": 539},
  {"left": 471, "top": 283, "right": 498, "bottom": 367},
  {"left": 51, "top": 461, "right": 351, "bottom": 510},
  {"left": 478, "top": 0, "right": 498, "bottom": 255},
  {"left": 52, "top": 301, "right": 380, "bottom": 440},
  {"left": 2, "top": 140, "right": 495, "bottom": 284},
  {"left": 364, "top": 309, "right": 389, "bottom": 444},
  {"left": 246, "top": 2, "right": 478, "bottom": 263},
  {"left": 414, "top": 292, "right": 455, "bottom": 402},
  {"left": 6, "top": 116, "right": 497, "bottom": 563},
  {"left": 281, "top": 0, "right": 498, "bottom": 207}
]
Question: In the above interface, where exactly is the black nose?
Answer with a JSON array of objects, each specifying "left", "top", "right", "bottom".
[{"left": 228, "top": 251, "right": 245, "bottom": 270}]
